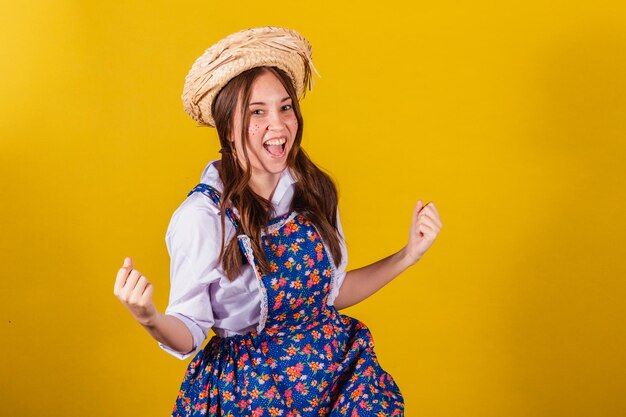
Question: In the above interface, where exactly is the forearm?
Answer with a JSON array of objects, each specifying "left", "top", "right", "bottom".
[
  {"left": 334, "top": 247, "right": 416, "bottom": 310},
  {"left": 140, "top": 313, "right": 194, "bottom": 356}
]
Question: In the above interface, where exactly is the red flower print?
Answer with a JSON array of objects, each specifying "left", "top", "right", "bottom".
[
  {"left": 322, "top": 323, "right": 334, "bottom": 338},
  {"left": 295, "top": 381, "right": 308, "bottom": 395},
  {"left": 324, "top": 344, "right": 333, "bottom": 360},
  {"left": 268, "top": 406, "right": 283, "bottom": 416},
  {"left": 273, "top": 290, "right": 285, "bottom": 310},
  {"left": 309, "top": 361, "right": 324, "bottom": 372},
  {"left": 237, "top": 353, "right": 250, "bottom": 368},
  {"left": 306, "top": 273, "right": 320, "bottom": 288},
  {"left": 359, "top": 399, "right": 373, "bottom": 410},
  {"left": 286, "top": 362, "right": 304, "bottom": 381},
  {"left": 284, "top": 389, "right": 293, "bottom": 406},
  {"left": 272, "top": 277, "right": 287, "bottom": 290},
  {"left": 282, "top": 221, "right": 299, "bottom": 236},
  {"left": 289, "top": 222, "right": 300, "bottom": 233},
  {"left": 265, "top": 386, "right": 278, "bottom": 400}
]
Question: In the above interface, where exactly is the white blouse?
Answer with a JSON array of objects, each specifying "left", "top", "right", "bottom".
[{"left": 159, "top": 160, "right": 348, "bottom": 359}]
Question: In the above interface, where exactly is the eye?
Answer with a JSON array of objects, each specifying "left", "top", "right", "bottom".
[
  {"left": 251, "top": 109, "right": 264, "bottom": 115},
  {"left": 282, "top": 104, "right": 293, "bottom": 111}
]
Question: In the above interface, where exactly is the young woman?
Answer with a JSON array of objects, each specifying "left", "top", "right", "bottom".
[{"left": 114, "top": 26, "right": 442, "bottom": 416}]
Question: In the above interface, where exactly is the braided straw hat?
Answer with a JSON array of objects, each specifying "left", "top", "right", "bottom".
[{"left": 182, "top": 26, "right": 320, "bottom": 127}]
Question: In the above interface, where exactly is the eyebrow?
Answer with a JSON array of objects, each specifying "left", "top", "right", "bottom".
[{"left": 249, "top": 97, "right": 292, "bottom": 106}]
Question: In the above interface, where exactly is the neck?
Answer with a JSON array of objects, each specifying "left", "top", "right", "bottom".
[{"left": 248, "top": 170, "right": 282, "bottom": 201}]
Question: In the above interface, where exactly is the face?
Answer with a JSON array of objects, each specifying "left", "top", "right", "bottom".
[{"left": 231, "top": 71, "right": 299, "bottom": 178}]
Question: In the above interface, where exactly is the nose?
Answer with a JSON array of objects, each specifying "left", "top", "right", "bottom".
[{"left": 266, "top": 109, "right": 286, "bottom": 131}]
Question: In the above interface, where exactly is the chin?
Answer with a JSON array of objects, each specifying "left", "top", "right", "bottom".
[{"left": 263, "top": 160, "right": 288, "bottom": 174}]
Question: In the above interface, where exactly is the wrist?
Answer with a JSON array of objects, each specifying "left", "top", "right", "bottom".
[
  {"left": 396, "top": 246, "right": 418, "bottom": 270},
  {"left": 136, "top": 309, "right": 160, "bottom": 328}
]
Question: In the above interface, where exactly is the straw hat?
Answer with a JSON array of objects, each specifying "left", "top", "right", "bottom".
[{"left": 182, "top": 26, "right": 321, "bottom": 127}]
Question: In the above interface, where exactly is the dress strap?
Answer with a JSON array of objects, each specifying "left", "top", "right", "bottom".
[{"left": 187, "top": 183, "right": 240, "bottom": 229}]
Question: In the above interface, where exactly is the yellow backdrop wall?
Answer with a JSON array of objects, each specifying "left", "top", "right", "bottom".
[{"left": 1, "top": 1, "right": 625, "bottom": 416}]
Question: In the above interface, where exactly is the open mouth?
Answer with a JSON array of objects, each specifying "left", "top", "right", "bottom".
[{"left": 263, "top": 137, "right": 287, "bottom": 157}]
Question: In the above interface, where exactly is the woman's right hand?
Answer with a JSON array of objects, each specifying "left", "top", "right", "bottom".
[{"left": 114, "top": 257, "right": 158, "bottom": 326}]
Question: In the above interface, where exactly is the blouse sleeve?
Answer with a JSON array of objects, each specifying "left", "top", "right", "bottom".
[
  {"left": 160, "top": 193, "right": 223, "bottom": 359},
  {"left": 327, "top": 208, "right": 349, "bottom": 306}
]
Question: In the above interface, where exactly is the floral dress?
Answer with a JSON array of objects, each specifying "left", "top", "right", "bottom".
[{"left": 172, "top": 184, "right": 404, "bottom": 417}]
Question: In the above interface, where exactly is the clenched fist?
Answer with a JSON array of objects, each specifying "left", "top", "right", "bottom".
[
  {"left": 114, "top": 257, "right": 158, "bottom": 326},
  {"left": 402, "top": 200, "right": 443, "bottom": 266}
]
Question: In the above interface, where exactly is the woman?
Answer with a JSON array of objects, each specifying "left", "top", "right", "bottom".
[{"left": 114, "top": 26, "right": 442, "bottom": 416}]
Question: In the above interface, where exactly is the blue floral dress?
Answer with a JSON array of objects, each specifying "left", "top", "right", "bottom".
[{"left": 172, "top": 184, "right": 404, "bottom": 417}]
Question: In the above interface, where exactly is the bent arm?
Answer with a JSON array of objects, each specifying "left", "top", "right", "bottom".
[
  {"left": 333, "top": 200, "right": 443, "bottom": 310},
  {"left": 114, "top": 257, "right": 198, "bottom": 357},
  {"left": 140, "top": 313, "right": 194, "bottom": 356},
  {"left": 333, "top": 247, "right": 414, "bottom": 310}
]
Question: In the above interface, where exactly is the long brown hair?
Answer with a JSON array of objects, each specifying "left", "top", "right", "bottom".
[{"left": 211, "top": 66, "right": 343, "bottom": 281}]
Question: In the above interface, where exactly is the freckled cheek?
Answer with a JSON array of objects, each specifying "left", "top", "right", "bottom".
[
  {"left": 248, "top": 123, "right": 260, "bottom": 137},
  {"left": 285, "top": 115, "right": 298, "bottom": 131}
]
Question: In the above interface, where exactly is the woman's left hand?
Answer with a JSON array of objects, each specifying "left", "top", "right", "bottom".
[{"left": 402, "top": 200, "right": 443, "bottom": 266}]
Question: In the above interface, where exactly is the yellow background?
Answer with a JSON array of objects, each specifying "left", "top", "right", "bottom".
[{"left": 1, "top": 1, "right": 625, "bottom": 416}]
